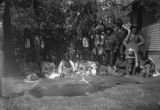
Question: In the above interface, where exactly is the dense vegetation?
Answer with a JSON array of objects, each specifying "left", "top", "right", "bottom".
[
  {"left": 0, "top": 0, "right": 132, "bottom": 64},
  {"left": 9, "top": 0, "right": 131, "bottom": 39}
]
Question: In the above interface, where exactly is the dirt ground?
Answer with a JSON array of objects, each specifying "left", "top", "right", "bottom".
[{"left": 1, "top": 76, "right": 160, "bottom": 110}]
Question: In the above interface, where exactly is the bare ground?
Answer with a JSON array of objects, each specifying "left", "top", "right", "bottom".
[{"left": 1, "top": 76, "right": 160, "bottom": 110}]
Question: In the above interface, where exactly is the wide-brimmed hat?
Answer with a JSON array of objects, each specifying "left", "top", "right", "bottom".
[{"left": 130, "top": 25, "right": 139, "bottom": 31}]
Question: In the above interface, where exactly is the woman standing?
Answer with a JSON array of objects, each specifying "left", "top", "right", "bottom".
[
  {"left": 123, "top": 25, "right": 144, "bottom": 76},
  {"left": 104, "top": 27, "right": 117, "bottom": 67},
  {"left": 93, "top": 28, "right": 105, "bottom": 63},
  {"left": 123, "top": 25, "right": 144, "bottom": 67}
]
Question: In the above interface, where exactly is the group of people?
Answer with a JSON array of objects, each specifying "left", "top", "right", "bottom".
[
  {"left": 21, "top": 18, "right": 155, "bottom": 77},
  {"left": 23, "top": 28, "right": 44, "bottom": 64},
  {"left": 22, "top": 28, "right": 68, "bottom": 66},
  {"left": 70, "top": 19, "right": 146, "bottom": 76}
]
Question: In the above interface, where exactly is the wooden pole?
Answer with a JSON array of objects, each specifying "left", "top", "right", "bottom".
[{"left": 0, "top": 2, "right": 4, "bottom": 97}]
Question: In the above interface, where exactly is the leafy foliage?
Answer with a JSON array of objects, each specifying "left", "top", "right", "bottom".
[
  {"left": 10, "top": 0, "right": 131, "bottom": 40},
  {"left": 64, "top": 0, "right": 98, "bottom": 39},
  {"left": 97, "top": 0, "right": 131, "bottom": 26}
]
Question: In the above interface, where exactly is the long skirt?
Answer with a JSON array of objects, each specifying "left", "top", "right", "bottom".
[{"left": 104, "top": 50, "right": 115, "bottom": 67}]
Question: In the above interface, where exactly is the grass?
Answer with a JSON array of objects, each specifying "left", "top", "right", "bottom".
[{"left": 2, "top": 76, "right": 160, "bottom": 110}]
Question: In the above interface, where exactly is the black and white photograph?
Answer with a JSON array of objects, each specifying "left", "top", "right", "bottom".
[{"left": 0, "top": 0, "right": 160, "bottom": 110}]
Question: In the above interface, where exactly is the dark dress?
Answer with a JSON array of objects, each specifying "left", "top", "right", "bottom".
[{"left": 104, "top": 34, "right": 116, "bottom": 66}]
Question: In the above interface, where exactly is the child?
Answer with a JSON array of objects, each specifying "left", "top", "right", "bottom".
[{"left": 139, "top": 52, "right": 155, "bottom": 77}]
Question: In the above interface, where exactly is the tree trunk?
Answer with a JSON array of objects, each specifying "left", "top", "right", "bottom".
[
  {"left": 1, "top": 1, "right": 19, "bottom": 78},
  {"left": 3, "top": 1, "right": 12, "bottom": 50}
]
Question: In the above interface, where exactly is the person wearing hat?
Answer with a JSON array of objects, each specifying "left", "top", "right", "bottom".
[
  {"left": 123, "top": 25, "right": 144, "bottom": 75},
  {"left": 123, "top": 25, "right": 144, "bottom": 55},
  {"left": 104, "top": 27, "right": 117, "bottom": 68}
]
